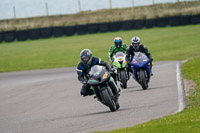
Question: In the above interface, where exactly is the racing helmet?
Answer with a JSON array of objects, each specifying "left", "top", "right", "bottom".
[
  {"left": 80, "top": 49, "right": 93, "bottom": 64},
  {"left": 131, "top": 36, "right": 141, "bottom": 50},
  {"left": 114, "top": 37, "right": 122, "bottom": 48}
]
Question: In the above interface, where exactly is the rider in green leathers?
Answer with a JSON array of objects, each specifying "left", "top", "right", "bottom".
[{"left": 108, "top": 37, "right": 127, "bottom": 62}]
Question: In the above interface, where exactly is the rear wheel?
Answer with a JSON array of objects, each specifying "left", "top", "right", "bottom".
[
  {"left": 101, "top": 88, "right": 116, "bottom": 112},
  {"left": 139, "top": 69, "right": 148, "bottom": 90},
  {"left": 120, "top": 70, "right": 127, "bottom": 88}
]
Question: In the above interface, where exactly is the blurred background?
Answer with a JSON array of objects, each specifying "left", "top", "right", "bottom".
[
  {"left": 0, "top": 0, "right": 195, "bottom": 20},
  {"left": 0, "top": 0, "right": 199, "bottom": 43}
]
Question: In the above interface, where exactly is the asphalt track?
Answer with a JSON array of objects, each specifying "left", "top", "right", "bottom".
[{"left": 0, "top": 61, "right": 185, "bottom": 133}]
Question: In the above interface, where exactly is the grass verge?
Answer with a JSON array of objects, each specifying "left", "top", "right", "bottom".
[
  {"left": 0, "top": 24, "right": 200, "bottom": 72},
  {"left": 94, "top": 57, "right": 200, "bottom": 133}
]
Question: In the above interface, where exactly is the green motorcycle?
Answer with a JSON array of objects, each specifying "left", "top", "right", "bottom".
[{"left": 112, "top": 52, "right": 129, "bottom": 88}]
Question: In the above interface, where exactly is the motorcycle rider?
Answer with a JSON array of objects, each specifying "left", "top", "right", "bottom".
[
  {"left": 108, "top": 37, "right": 127, "bottom": 62},
  {"left": 126, "top": 36, "right": 153, "bottom": 75},
  {"left": 76, "top": 49, "right": 117, "bottom": 97}
]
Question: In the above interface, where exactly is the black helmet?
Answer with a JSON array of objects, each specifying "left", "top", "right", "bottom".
[
  {"left": 114, "top": 37, "right": 122, "bottom": 48},
  {"left": 80, "top": 49, "right": 93, "bottom": 64}
]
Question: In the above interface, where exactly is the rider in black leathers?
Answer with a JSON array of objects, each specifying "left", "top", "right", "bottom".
[
  {"left": 126, "top": 36, "right": 153, "bottom": 75},
  {"left": 76, "top": 49, "right": 115, "bottom": 96}
]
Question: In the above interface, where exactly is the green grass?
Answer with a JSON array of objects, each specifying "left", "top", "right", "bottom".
[
  {"left": 1, "top": 24, "right": 200, "bottom": 72},
  {"left": 94, "top": 57, "right": 200, "bottom": 133},
  {"left": 182, "top": 57, "right": 200, "bottom": 108},
  {"left": 0, "top": 24, "right": 200, "bottom": 72}
]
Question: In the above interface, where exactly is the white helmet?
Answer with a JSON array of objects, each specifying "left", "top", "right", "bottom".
[
  {"left": 131, "top": 36, "right": 140, "bottom": 44},
  {"left": 131, "top": 36, "right": 141, "bottom": 50}
]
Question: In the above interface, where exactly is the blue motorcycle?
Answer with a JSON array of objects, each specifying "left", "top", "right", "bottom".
[{"left": 131, "top": 52, "right": 152, "bottom": 90}]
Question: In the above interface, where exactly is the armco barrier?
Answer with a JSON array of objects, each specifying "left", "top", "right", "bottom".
[
  {"left": 133, "top": 19, "right": 145, "bottom": 29},
  {"left": 52, "top": 27, "right": 64, "bottom": 37},
  {"left": 64, "top": 26, "right": 76, "bottom": 36},
  {"left": 180, "top": 15, "right": 191, "bottom": 25},
  {"left": 3, "top": 30, "right": 16, "bottom": 42},
  {"left": 88, "top": 23, "right": 99, "bottom": 33},
  {"left": 16, "top": 30, "right": 28, "bottom": 41},
  {"left": 145, "top": 19, "right": 156, "bottom": 28},
  {"left": 28, "top": 29, "right": 40, "bottom": 40},
  {"left": 76, "top": 25, "right": 88, "bottom": 35},
  {"left": 99, "top": 23, "right": 110, "bottom": 33},
  {"left": 0, "top": 32, "right": 3, "bottom": 43},
  {"left": 40, "top": 27, "right": 52, "bottom": 38},
  {"left": 191, "top": 14, "right": 200, "bottom": 24},
  {"left": 110, "top": 22, "right": 122, "bottom": 31},
  {"left": 0, "top": 14, "right": 200, "bottom": 43},
  {"left": 121, "top": 20, "right": 133, "bottom": 30},
  {"left": 156, "top": 17, "right": 168, "bottom": 27},
  {"left": 169, "top": 16, "right": 180, "bottom": 26}
]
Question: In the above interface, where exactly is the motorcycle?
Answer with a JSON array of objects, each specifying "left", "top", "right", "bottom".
[
  {"left": 87, "top": 65, "right": 120, "bottom": 112},
  {"left": 131, "top": 52, "right": 151, "bottom": 90},
  {"left": 112, "top": 52, "right": 129, "bottom": 88}
]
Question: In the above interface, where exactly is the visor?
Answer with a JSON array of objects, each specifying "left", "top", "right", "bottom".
[{"left": 115, "top": 42, "right": 121, "bottom": 48}]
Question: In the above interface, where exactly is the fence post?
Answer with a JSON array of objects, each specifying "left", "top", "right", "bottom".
[
  {"left": 45, "top": 2, "right": 49, "bottom": 16},
  {"left": 78, "top": 0, "right": 81, "bottom": 12},
  {"left": 13, "top": 6, "right": 16, "bottom": 19},
  {"left": 110, "top": 0, "right": 112, "bottom": 9}
]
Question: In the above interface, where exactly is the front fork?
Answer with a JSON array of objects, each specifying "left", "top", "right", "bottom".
[
  {"left": 108, "top": 77, "right": 120, "bottom": 103},
  {"left": 117, "top": 68, "right": 129, "bottom": 81},
  {"left": 109, "top": 77, "right": 120, "bottom": 93}
]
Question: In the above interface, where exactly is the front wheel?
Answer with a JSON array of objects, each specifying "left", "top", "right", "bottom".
[
  {"left": 101, "top": 88, "right": 117, "bottom": 112},
  {"left": 120, "top": 70, "right": 127, "bottom": 88},
  {"left": 139, "top": 69, "right": 148, "bottom": 90}
]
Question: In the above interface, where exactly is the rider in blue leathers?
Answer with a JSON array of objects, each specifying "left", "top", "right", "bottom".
[{"left": 76, "top": 49, "right": 114, "bottom": 96}]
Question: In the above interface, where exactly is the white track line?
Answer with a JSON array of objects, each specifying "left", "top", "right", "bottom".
[{"left": 176, "top": 62, "right": 185, "bottom": 113}]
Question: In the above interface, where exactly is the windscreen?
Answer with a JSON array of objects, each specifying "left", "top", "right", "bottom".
[
  {"left": 115, "top": 52, "right": 125, "bottom": 58},
  {"left": 134, "top": 52, "right": 147, "bottom": 63},
  {"left": 89, "top": 65, "right": 105, "bottom": 76}
]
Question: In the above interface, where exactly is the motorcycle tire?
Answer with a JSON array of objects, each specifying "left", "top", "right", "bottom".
[
  {"left": 120, "top": 70, "right": 127, "bottom": 88},
  {"left": 139, "top": 69, "right": 148, "bottom": 90},
  {"left": 102, "top": 88, "right": 117, "bottom": 112}
]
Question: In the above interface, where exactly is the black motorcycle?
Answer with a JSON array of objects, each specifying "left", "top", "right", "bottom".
[{"left": 87, "top": 65, "right": 120, "bottom": 112}]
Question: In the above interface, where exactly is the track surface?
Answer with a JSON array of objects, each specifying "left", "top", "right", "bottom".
[{"left": 0, "top": 61, "right": 184, "bottom": 133}]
